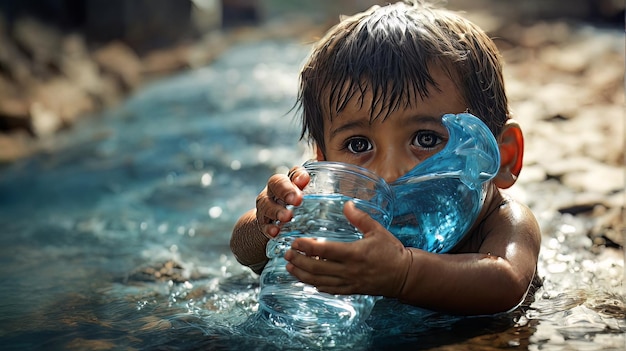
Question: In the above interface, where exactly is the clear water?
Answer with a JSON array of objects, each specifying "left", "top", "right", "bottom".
[
  {"left": 259, "top": 195, "right": 384, "bottom": 344},
  {"left": 256, "top": 271, "right": 375, "bottom": 347},
  {"left": 267, "top": 194, "right": 392, "bottom": 257},
  {"left": 0, "top": 38, "right": 623, "bottom": 350},
  {"left": 268, "top": 195, "right": 363, "bottom": 256},
  {"left": 390, "top": 177, "right": 481, "bottom": 252}
]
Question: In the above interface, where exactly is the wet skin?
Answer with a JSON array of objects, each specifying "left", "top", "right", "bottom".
[{"left": 231, "top": 67, "right": 541, "bottom": 315}]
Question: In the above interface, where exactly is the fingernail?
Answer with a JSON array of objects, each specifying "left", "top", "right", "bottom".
[
  {"left": 277, "top": 210, "right": 287, "bottom": 222},
  {"left": 268, "top": 226, "right": 278, "bottom": 237},
  {"left": 285, "top": 193, "right": 295, "bottom": 204}
]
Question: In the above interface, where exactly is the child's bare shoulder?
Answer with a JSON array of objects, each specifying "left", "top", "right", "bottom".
[
  {"left": 480, "top": 195, "right": 541, "bottom": 251},
  {"left": 454, "top": 194, "right": 540, "bottom": 253}
]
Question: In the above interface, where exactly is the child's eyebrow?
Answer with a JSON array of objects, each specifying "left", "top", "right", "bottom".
[
  {"left": 329, "top": 120, "right": 368, "bottom": 139},
  {"left": 329, "top": 115, "right": 444, "bottom": 140},
  {"left": 403, "top": 115, "right": 443, "bottom": 126}
]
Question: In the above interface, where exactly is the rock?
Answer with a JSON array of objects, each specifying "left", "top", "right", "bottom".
[
  {"left": 29, "top": 78, "right": 95, "bottom": 128},
  {"left": 517, "top": 164, "right": 547, "bottom": 184},
  {"left": 534, "top": 82, "right": 591, "bottom": 119},
  {"left": 126, "top": 260, "right": 192, "bottom": 283},
  {"left": 539, "top": 44, "right": 589, "bottom": 74},
  {"left": 141, "top": 44, "right": 193, "bottom": 76},
  {"left": 542, "top": 156, "right": 597, "bottom": 178},
  {"left": 574, "top": 105, "right": 624, "bottom": 165},
  {"left": 92, "top": 41, "right": 143, "bottom": 91},
  {"left": 12, "top": 17, "right": 63, "bottom": 79},
  {"left": 0, "top": 43, "right": 31, "bottom": 87},
  {"left": 523, "top": 121, "right": 569, "bottom": 166},
  {"left": 59, "top": 34, "right": 104, "bottom": 98},
  {"left": 0, "top": 131, "right": 33, "bottom": 163},
  {"left": 590, "top": 205, "right": 625, "bottom": 248},
  {"left": 516, "top": 21, "right": 573, "bottom": 49},
  {"left": 0, "top": 87, "right": 30, "bottom": 131},
  {"left": 560, "top": 162, "right": 624, "bottom": 194},
  {"left": 557, "top": 193, "right": 616, "bottom": 215},
  {"left": 29, "top": 102, "right": 62, "bottom": 137}
]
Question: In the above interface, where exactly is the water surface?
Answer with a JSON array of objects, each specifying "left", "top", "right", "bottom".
[{"left": 0, "top": 38, "right": 623, "bottom": 350}]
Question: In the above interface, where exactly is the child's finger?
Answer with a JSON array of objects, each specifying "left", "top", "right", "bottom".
[
  {"left": 256, "top": 189, "right": 290, "bottom": 223},
  {"left": 342, "top": 201, "right": 384, "bottom": 238},
  {"left": 285, "top": 252, "right": 345, "bottom": 282},
  {"left": 287, "top": 266, "right": 350, "bottom": 295},
  {"left": 267, "top": 173, "right": 304, "bottom": 207},
  {"left": 288, "top": 237, "right": 353, "bottom": 263},
  {"left": 287, "top": 166, "right": 310, "bottom": 190}
]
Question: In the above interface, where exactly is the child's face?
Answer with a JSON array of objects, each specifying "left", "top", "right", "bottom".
[{"left": 319, "top": 67, "right": 467, "bottom": 183}]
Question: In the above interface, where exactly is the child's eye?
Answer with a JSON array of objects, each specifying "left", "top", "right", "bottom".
[
  {"left": 413, "top": 131, "right": 444, "bottom": 149},
  {"left": 346, "top": 137, "right": 372, "bottom": 154}
]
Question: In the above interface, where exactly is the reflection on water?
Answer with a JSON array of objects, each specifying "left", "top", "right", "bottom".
[
  {"left": 0, "top": 39, "right": 623, "bottom": 350},
  {"left": 526, "top": 214, "right": 625, "bottom": 349}
]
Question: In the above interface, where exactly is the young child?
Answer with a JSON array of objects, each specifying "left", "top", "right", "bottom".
[{"left": 230, "top": 0, "right": 541, "bottom": 316}]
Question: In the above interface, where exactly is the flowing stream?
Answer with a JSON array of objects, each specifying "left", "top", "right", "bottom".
[{"left": 0, "top": 38, "right": 623, "bottom": 350}]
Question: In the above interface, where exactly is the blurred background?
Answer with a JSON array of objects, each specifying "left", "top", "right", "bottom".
[{"left": 0, "top": 0, "right": 623, "bottom": 162}]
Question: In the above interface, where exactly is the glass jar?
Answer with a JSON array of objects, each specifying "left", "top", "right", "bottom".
[{"left": 258, "top": 161, "right": 394, "bottom": 339}]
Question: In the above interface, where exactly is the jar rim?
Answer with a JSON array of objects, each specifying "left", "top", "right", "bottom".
[{"left": 302, "top": 160, "right": 394, "bottom": 199}]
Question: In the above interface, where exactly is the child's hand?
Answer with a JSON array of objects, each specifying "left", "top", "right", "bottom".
[
  {"left": 284, "top": 201, "right": 413, "bottom": 298},
  {"left": 255, "top": 166, "right": 310, "bottom": 238}
]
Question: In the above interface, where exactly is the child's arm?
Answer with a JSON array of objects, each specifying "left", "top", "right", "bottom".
[
  {"left": 230, "top": 168, "right": 309, "bottom": 274},
  {"left": 230, "top": 209, "right": 271, "bottom": 274},
  {"left": 284, "top": 200, "right": 541, "bottom": 315}
]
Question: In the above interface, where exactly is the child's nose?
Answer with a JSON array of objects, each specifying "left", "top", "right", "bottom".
[
  {"left": 379, "top": 170, "right": 405, "bottom": 184},
  {"left": 373, "top": 161, "right": 416, "bottom": 184}
]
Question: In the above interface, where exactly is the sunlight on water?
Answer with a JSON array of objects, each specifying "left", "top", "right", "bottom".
[
  {"left": 0, "top": 38, "right": 623, "bottom": 350},
  {"left": 524, "top": 214, "right": 625, "bottom": 350}
]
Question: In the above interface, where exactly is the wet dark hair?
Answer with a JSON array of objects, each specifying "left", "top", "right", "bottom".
[{"left": 296, "top": 0, "right": 509, "bottom": 153}]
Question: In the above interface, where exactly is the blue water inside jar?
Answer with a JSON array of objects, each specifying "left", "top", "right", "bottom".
[{"left": 389, "top": 113, "right": 500, "bottom": 252}]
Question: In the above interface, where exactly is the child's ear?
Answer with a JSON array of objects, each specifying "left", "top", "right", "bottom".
[
  {"left": 315, "top": 145, "right": 326, "bottom": 161},
  {"left": 494, "top": 119, "right": 524, "bottom": 189}
]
